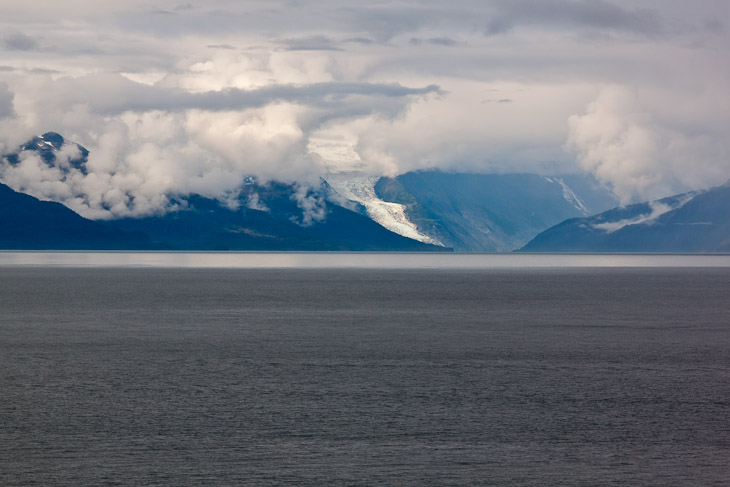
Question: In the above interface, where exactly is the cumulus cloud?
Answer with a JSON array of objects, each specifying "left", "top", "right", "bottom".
[
  {"left": 1, "top": 105, "right": 320, "bottom": 219},
  {"left": 0, "top": 0, "right": 728, "bottom": 219},
  {"left": 289, "top": 183, "right": 327, "bottom": 226},
  {"left": 485, "top": 0, "right": 664, "bottom": 36},
  {"left": 245, "top": 192, "right": 268, "bottom": 212},
  {"left": 0, "top": 58, "right": 439, "bottom": 218},
  {"left": 567, "top": 86, "right": 730, "bottom": 203}
]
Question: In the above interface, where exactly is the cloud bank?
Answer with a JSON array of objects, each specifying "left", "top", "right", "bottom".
[
  {"left": 0, "top": 0, "right": 728, "bottom": 218},
  {"left": 568, "top": 85, "right": 730, "bottom": 203}
]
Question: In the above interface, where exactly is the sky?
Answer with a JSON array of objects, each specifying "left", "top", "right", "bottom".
[{"left": 0, "top": 0, "right": 728, "bottom": 218}]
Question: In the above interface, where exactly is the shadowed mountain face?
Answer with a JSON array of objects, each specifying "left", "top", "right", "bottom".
[
  {"left": 0, "top": 182, "right": 151, "bottom": 250},
  {"left": 519, "top": 182, "right": 730, "bottom": 253},
  {"left": 2, "top": 132, "right": 621, "bottom": 252},
  {"left": 1, "top": 133, "right": 449, "bottom": 251},
  {"left": 375, "top": 172, "right": 619, "bottom": 252},
  {"left": 107, "top": 183, "right": 449, "bottom": 251},
  {"left": 0, "top": 177, "right": 446, "bottom": 251}
]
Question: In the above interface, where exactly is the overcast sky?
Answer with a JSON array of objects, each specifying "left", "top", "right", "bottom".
[{"left": 1, "top": 0, "right": 728, "bottom": 217}]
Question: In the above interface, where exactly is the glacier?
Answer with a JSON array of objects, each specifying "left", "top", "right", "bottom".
[{"left": 324, "top": 173, "right": 443, "bottom": 246}]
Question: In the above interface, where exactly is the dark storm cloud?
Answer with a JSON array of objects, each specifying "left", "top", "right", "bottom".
[
  {"left": 427, "top": 37, "right": 458, "bottom": 46},
  {"left": 410, "top": 37, "right": 459, "bottom": 47},
  {"left": 105, "top": 1, "right": 670, "bottom": 45},
  {"left": 344, "top": 37, "right": 374, "bottom": 45},
  {"left": 28, "top": 67, "right": 61, "bottom": 74},
  {"left": 485, "top": 0, "right": 664, "bottom": 36},
  {"left": 704, "top": 18, "right": 724, "bottom": 35},
  {"left": 112, "top": 6, "right": 294, "bottom": 37},
  {"left": 335, "top": 5, "right": 459, "bottom": 42},
  {"left": 480, "top": 98, "right": 513, "bottom": 104},
  {"left": 3, "top": 31, "right": 39, "bottom": 50},
  {"left": 0, "top": 82, "right": 14, "bottom": 118},
  {"left": 281, "top": 36, "right": 343, "bottom": 51},
  {"left": 47, "top": 73, "right": 441, "bottom": 115}
]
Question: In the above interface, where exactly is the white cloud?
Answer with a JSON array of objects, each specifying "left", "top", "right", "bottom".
[
  {"left": 289, "top": 183, "right": 327, "bottom": 226},
  {"left": 567, "top": 85, "right": 730, "bottom": 203},
  {"left": 0, "top": 0, "right": 728, "bottom": 218}
]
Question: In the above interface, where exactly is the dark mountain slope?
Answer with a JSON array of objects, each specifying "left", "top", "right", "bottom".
[
  {"left": 519, "top": 183, "right": 730, "bottom": 253},
  {"left": 108, "top": 184, "right": 449, "bottom": 251},
  {"left": 2, "top": 132, "right": 448, "bottom": 251},
  {"left": 375, "top": 172, "right": 618, "bottom": 252},
  {"left": 0, "top": 182, "right": 151, "bottom": 250}
]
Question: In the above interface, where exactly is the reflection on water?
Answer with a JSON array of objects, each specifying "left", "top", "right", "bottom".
[{"left": 1, "top": 251, "right": 730, "bottom": 268}]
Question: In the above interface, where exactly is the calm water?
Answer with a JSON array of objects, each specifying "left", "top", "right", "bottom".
[
  {"left": 1, "top": 259, "right": 730, "bottom": 485},
  {"left": 2, "top": 251, "right": 730, "bottom": 268}
]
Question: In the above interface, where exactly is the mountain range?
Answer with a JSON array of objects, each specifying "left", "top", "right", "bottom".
[
  {"left": 519, "top": 181, "right": 730, "bottom": 253},
  {"left": 370, "top": 171, "right": 618, "bottom": 251},
  {"left": 2, "top": 132, "right": 729, "bottom": 252},
  {"left": 0, "top": 182, "right": 151, "bottom": 250},
  {"left": 107, "top": 183, "right": 448, "bottom": 251},
  {"left": 0, "top": 133, "right": 445, "bottom": 251},
  {"left": 0, "top": 178, "right": 450, "bottom": 251}
]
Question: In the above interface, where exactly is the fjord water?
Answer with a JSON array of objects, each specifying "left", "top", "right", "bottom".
[{"left": 1, "top": 259, "right": 729, "bottom": 485}]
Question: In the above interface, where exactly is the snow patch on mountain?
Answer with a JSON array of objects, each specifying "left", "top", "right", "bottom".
[
  {"left": 324, "top": 173, "right": 443, "bottom": 246},
  {"left": 545, "top": 177, "right": 590, "bottom": 215},
  {"left": 593, "top": 192, "right": 698, "bottom": 233}
]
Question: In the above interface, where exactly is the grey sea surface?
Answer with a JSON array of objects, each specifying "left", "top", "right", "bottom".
[
  {"left": 2, "top": 251, "right": 730, "bottom": 268},
  {"left": 1, "top": 255, "right": 730, "bottom": 485}
]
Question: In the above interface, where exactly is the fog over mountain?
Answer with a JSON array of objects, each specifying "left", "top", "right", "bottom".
[{"left": 1, "top": 1, "right": 729, "bottom": 219}]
